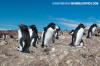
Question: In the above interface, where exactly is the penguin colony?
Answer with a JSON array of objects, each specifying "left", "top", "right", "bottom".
[{"left": 17, "top": 23, "right": 98, "bottom": 53}]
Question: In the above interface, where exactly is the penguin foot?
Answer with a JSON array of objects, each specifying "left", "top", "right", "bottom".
[
  {"left": 87, "top": 36, "right": 91, "bottom": 39},
  {"left": 21, "top": 51, "right": 30, "bottom": 53},
  {"left": 21, "top": 49, "right": 30, "bottom": 53},
  {"left": 56, "top": 37, "right": 59, "bottom": 39},
  {"left": 32, "top": 45, "right": 37, "bottom": 48},
  {"left": 41, "top": 45, "right": 44, "bottom": 48}
]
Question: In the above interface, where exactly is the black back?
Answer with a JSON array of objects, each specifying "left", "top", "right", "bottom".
[
  {"left": 29, "top": 25, "right": 38, "bottom": 34},
  {"left": 87, "top": 24, "right": 97, "bottom": 38},
  {"left": 18, "top": 24, "right": 31, "bottom": 52},
  {"left": 19, "top": 24, "right": 30, "bottom": 39},
  {"left": 29, "top": 25, "right": 38, "bottom": 47}
]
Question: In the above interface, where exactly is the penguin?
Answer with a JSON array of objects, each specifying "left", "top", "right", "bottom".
[
  {"left": 87, "top": 24, "right": 97, "bottom": 38},
  {"left": 54, "top": 26, "right": 60, "bottom": 39},
  {"left": 98, "top": 30, "right": 100, "bottom": 35},
  {"left": 70, "top": 24, "right": 86, "bottom": 47},
  {"left": 29, "top": 25, "right": 38, "bottom": 47},
  {"left": 2, "top": 34, "right": 8, "bottom": 41},
  {"left": 17, "top": 24, "right": 31, "bottom": 53},
  {"left": 41, "top": 23, "right": 56, "bottom": 47},
  {"left": 41, "top": 27, "right": 48, "bottom": 47}
]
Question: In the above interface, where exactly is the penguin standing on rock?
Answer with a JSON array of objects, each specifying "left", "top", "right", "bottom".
[
  {"left": 29, "top": 25, "right": 38, "bottom": 47},
  {"left": 87, "top": 24, "right": 97, "bottom": 38},
  {"left": 41, "top": 22, "right": 56, "bottom": 47},
  {"left": 17, "top": 24, "right": 31, "bottom": 53},
  {"left": 70, "top": 24, "right": 86, "bottom": 47}
]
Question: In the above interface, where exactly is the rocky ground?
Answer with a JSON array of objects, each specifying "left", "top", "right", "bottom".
[{"left": 0, "top": 31, "right": 100, "bottom": 66}]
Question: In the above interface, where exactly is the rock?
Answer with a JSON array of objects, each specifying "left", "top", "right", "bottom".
[
  {"left": 0, "top": 41, "right": 8, "bottom": 45},
  {"left": 51, "top": 48, "right": 55, "bottom": 52}
]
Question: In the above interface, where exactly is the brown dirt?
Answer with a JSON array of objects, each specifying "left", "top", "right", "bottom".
[{"left": 0, "top": 31, "right": 100, "bottom": 66}]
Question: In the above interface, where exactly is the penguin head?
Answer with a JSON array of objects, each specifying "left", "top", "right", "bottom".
[
  {"left": 47, "top": 22, "right": 56, "bottom": 29},
  {"left": 43, "top": 27, "right": 48, "bottom": 31},
  {"left": 79, "top": 24, "right": 86, "bottom": 28},
  {"left": 93, "top": 24, "right": 97, "bottom": 27},
  {"left": 18, "top": 24, "right": 28, "bottom": 31},
  {"left": 29, "top": 25, "right": 36, "bottom": 30},
  {"left": 29, "top": 25, "right": 38, "bottom": 33}
]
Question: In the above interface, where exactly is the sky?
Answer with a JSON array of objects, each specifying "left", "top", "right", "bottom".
[{"left": 0, "top": 0, "right": 100, "bottom": 31}]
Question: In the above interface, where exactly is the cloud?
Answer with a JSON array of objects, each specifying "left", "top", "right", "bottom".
[
  {"left": 96, "top": 20, "right": 100, "bottom": 23},
  {"left": 59, "top": 22, "right": 78, "bottom": 28},
  {"left": 88, "top": 17, "right": 96, "bottom": 20},
  {"left": 49, "top": 16, "right": 78, "bottom": 23},
  {"left": 49, "top": 16, "right": 67, "bottom": 21},
  {"left": 49, "top": 16, "right": 100, "bottom": 30},
  {"left": 0, "top": 28, "right": 9, "bottom": 30},
  {"left": 0, "top": 24, "right": 18, "bottom": 30},
  {"left": 54, "top": 18, "right": 68, "bottom": 21},
  {"left": 59, "top": 22, "right": 92, "bottom": 29},
  {"left": 50, "top": 16, "right": 100, "bottom": 24},
  {"left": 97, "top": 24, "right": 100, "bottom": 26},
  {"left": 88, "top": 17, "right": 100, "bottom": 23},
  {"left": 49, "top": 16, "right": 81, "bottom": 29}
]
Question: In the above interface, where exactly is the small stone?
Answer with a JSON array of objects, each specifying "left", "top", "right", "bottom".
[
  {"left": 64, "top": 51, "right": 69, "bottom": 55},
  {"left": 51, "top": 48, "right": 55, "bottom": 52},
  {"left": 66, "top": 59, "right": 72, "bottom": 64}
]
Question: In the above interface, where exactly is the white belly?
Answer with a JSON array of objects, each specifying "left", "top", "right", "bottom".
[
  {"left": 54, "top": 30, "right": 57, "bottom": 38},
  {"left": 18, "top": 30, "right": 23, "bottom": 51},
  {"left": 55, "top": 32, "right": 57, "bottom": 37},
  {"left": 18, "top": 30, "right": 22, "bottom": 40},
  {"left": 29, "top": 29, "right": 36, "bottom": 45},
  {"left": 29, "top": 29, "right": 33, "bottom": 37},
  {"left": 44, "top": 28, "right": 55, "bottom": 45},
  {"left": 75, "top": 28, "right": 84, "bottom": 46},
  {"left": 41, "top": 31, "right": 44, "bottom": 43},
  {"left": 92, "top": 27, "right": 96, "bottom": 34}
]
